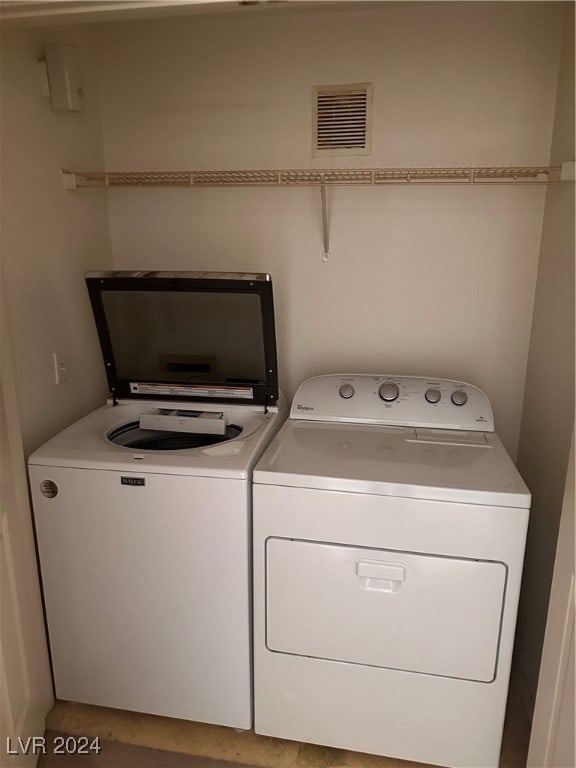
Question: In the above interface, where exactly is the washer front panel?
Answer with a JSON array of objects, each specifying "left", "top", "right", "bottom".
[{"left": 31, "top": 465, "right": 253, "bottom": 727}]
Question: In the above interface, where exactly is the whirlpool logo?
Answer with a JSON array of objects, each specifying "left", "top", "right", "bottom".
[{"left": 296, "top": 403, "right": 315, "bottom": 412}]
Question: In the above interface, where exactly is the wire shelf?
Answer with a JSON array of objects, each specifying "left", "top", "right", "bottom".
[
  {"left": 61, "top": 163, "right": 570, "bottom": 263},
  {"left": 63, "top": 166, "right": 561, "bottom": 189}
]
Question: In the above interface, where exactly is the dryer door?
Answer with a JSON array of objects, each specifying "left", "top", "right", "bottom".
[{"left": 266, "top": 538, "right": 506, "bottom": 682}]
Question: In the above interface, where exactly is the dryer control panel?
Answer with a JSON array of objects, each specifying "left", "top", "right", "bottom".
[{"left": 291, "top": 375, "right": 494, "bottom": 432}]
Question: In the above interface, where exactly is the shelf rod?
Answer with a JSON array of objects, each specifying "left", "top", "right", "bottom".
[{"left": 62, "top": 166, "right": 562, "bottom": 190}]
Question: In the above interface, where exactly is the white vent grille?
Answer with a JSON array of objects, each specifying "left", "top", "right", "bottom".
[{"left": 313, "top": 83, "right": 372, "bottom": 157}]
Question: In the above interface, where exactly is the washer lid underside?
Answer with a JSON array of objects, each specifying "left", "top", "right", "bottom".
[{"left": 85, "top": 271, "right": 279, "bottom": 407}]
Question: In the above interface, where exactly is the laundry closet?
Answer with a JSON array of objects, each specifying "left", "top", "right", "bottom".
[{"left": 1, "top": 2, "right": 573, "bottom": 766}]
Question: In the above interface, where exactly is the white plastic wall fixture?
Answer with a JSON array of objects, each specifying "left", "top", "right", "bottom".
[
  {"left": 561, "top": 161, "right": 575, "bottom": 181},
  {"left": 45, "top": 44, "right": 84, "bottom": 112}
]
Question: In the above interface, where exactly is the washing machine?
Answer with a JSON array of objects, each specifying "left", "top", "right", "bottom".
[
  {"left": 29, "top": 271, "right": 285, "bottom": 729},
  {"left": 253, "top": 374, "right": 530, "bottom": 768}
]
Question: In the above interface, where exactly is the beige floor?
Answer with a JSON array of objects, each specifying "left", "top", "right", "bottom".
[{"left": 46, "top": 682, "right": 531, "bottom": 768}]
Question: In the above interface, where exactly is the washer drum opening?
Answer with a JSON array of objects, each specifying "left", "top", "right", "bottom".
[{"left": 108, "top": 421, "right": 242, "bottom": 451}]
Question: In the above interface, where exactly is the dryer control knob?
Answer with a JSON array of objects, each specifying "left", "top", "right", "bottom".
[
  {"left": 339, "top": 383, "right": 355, "bottom": 399},
  {"left": 425, "top": 388, "right": 441, "bottom": 404},
  {"left": 451, "top": 390, "right": 468, "bottom": 406},
  {"left": 378, "top": 382, "right": 400, "bottom": 402}
]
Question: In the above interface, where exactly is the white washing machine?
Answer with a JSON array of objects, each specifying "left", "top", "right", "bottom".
[
  {"left": 29, "top": 271, "right": 285, "bottom": 729},
  {"left": 253, "top": 374, "right": 530, "bottom": 768}
]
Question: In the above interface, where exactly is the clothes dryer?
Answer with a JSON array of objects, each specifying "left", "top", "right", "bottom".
[
  {"left": 252, "top": 374, "right": 530, "bottom": 768},
  {"left": 29, "top": 271, "right": 284, "bottom": 729}
]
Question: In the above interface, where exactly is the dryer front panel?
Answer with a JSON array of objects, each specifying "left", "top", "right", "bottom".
[{"left": 266, "top": 537, "right": 506, "bottom": 682}]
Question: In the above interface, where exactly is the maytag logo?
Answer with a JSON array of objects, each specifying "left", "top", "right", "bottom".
[
  {"left": 296, "top": 403, "right": 315, "bottom": 412},
  {"left": 121, "top": 477, "right": 145, "bottom": 486}
]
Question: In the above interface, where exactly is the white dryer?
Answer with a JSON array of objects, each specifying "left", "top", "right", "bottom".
[
  {"left": 29, "top": 271, "right": 285, "bottom": 729},
  {"left": 253, "top": 374, "right": 530, "bottom": 768}
]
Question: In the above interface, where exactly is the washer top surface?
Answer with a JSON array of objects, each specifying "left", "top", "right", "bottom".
[
  {"left": 29, "top": 398, "right": 284, "bottom": 478},
  {"left": 253, "top": 375, "right": 530, "bottom": 508}
]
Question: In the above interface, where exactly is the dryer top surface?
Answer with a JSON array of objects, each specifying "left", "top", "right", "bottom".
[
  {"left": 254, "top": 419, "right": 529, "bottom": 507},
  {"left": 254, "top": 374, "right": 529, "bottom": 509}
]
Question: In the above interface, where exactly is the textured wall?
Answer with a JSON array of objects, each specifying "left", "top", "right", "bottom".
[
  {"left": 97, "top": 2, "right": 564, "bottom": 456},
  {"left": 1, "top": 25, "right": 112, "bottom": 455},
  {"left": 516, "top": 4, "right": 575, "bottom": 714}
]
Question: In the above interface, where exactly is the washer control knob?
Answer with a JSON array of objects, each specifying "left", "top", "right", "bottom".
[
  {"left": 425, "top": 388, "right": 441, "bottom": 404},
  {"left": 339, "top": 383, "right": 355, "bottom": 399},
  {"left": 378, "top": 382, "right": 400, "bottom": 402},
  {"left": 451, "top": 390, "right": 468, "bottom": 406}
]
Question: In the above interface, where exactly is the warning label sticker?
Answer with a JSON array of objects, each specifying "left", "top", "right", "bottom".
[{"left": 129, "top": 382, "right": 254, "bottom": 399}]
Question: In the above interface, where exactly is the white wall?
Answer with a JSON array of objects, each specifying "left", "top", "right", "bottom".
[
  {"left": 527, "top": 432, "right": 574, "bottom": 768},
  {"left": 96, "top": 2, "right": 565, "bottom": 456},
  {"left": 0, "top": 25, "right": 112, "bottom": 455},
  {"left": 515, "top": 4, "right": 575, "bottom": 713}
]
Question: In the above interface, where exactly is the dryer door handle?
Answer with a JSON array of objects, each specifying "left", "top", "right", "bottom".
[{"left": 355, "top": 560, "right": 406, "bottom": 592}]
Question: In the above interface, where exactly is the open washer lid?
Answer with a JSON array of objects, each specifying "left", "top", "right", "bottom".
[{"left": 86, "top": 271, "right": 279, "bottom": 408}]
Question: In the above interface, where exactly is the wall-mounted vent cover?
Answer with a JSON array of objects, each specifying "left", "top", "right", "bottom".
[{"left": 313, "top": 83, "right": 373, "bottom": 157}]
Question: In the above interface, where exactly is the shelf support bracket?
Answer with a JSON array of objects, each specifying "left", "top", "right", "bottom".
[
  {"left": 320, "top": 176, "right": 330, "bottom": 261},
  {"left": 61, "top": 170, "right": 77, "bottom": 190}
]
